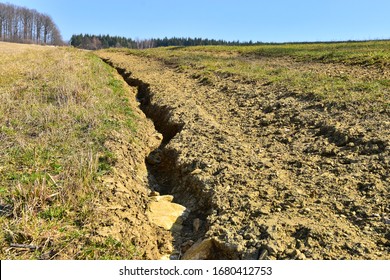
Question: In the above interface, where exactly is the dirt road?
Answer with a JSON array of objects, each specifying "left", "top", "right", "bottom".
[{"left": 98, "top": 51, "right": 389, "bottom": 260}]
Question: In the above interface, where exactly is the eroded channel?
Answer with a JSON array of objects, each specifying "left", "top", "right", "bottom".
[{"left": 102, "top": 60, "right": 215, "bottom": 259}]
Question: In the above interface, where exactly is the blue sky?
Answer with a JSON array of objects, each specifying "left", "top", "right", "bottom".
[{"left": 4, "top": 0, "right": 390, "bottom": 43}]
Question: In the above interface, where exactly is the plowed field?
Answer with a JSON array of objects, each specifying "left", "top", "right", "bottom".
[{"left": 98, "top": 45, "right": 389, "bottom": 260}]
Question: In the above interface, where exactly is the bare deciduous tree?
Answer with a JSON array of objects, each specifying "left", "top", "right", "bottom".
[{"left": 0, "top": 3, "right": 63, "bottom": 45}]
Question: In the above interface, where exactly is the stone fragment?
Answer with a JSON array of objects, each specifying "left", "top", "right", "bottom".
[
  {"left": 258, "top": 249, "right": 268, "bottom": 260},
  {"left": 181, "top": 240, "right": 195, "bottom": 254},
  {"left": 193, "top": 218, "right": 201, "bottom": 232},
  {"left": 149, "top": 191, "right": 160, "bottom": 197},
  {"left": 191, "top": 168, "right": 202, "bottom": 175},
  {"left": 150, "top": 195, "right": 174, "bottom": 202},
  {"left": 147, "top": 197, "right": 187, "bottom": 230},
  {"left": 182, "top": 238, "right": 216, "bottom": 260}
]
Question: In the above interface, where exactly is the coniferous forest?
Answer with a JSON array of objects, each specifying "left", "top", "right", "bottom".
[{"left": 70, "top": 33, "right": 259, "bottom": 50}]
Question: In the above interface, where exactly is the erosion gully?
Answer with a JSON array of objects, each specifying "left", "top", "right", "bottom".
[{"left": 102, "top": 59, "right": 218, "bottom": 259}]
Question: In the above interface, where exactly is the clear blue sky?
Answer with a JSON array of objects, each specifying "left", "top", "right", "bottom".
[{"left": 4, "top": 0, "right": 390, "bottom": 43}]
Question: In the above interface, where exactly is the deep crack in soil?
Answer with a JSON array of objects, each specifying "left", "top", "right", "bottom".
[
  {"left": 99, "top": 52, "right": 390, "bottom": 260},
  {"left": 102, "top": 59, "right": 213, "bottom": 259}
]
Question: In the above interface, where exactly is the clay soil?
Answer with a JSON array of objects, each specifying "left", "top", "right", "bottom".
[{"left": 98, "top": 50, "right": 389, "bottom": 260}]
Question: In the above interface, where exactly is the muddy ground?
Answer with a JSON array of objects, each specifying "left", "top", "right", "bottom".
[{"left": 98, "top": 51, "right": 389, "bottom": 260}]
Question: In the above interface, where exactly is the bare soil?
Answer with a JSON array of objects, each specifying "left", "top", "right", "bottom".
[
  {"left": 94, "top": 112, "right": 173, "bottom": 259},
  {"left": 98, "top": 51, "right": 390, "bottom": 260}
]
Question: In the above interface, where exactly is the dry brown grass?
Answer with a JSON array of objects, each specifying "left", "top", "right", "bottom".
[{"left": 0, "top": 42, "right": 137, "bottom": 259}]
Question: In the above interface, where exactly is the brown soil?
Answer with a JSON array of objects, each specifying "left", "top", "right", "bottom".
[
  {"left": 97, "top": 51, "right": 390, "bottom": 260},
  {"left": 90, "top": 78, "right": 173, "bottom": 259}
]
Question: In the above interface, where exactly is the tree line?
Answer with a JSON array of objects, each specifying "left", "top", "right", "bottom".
[
  {"left": 70, "top": 34, "right": 261, "bottom": 50},
  {"left": 70, "top": 34, "right": 138, "bottom": 50},
  {"left": 0, "top": 3, "right": 63, "bottom": 45}
]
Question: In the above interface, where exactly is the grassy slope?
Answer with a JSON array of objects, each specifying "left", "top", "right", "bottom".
[
  {"left": 0, "top": 43, "right": 137, "bottom": 259},
  {"left": 119, "top": 40, "right": 390, "bottom": 105}
]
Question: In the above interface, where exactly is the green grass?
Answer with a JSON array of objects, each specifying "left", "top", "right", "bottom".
[
  {"left": 80, "top": 236, "right": 137, "bottom": 260},
  {"left": 0, "top": 43, "right": 138, "bottom": 259},
  {"left": 113, "top": 40, "right": 390, "bottom": 104},
  {"left": 156, "top": 40, "right": 390, "bottom": 66}
]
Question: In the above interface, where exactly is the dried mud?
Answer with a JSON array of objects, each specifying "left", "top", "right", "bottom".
[{"left": 98, "top": 51, "right": 389, "bottom": 260}]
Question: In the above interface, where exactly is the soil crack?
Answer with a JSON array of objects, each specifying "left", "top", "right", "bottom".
[{"left": 102, "top": 58, "right": 212, "bottom": 259}]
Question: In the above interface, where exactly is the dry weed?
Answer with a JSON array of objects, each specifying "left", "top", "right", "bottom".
[{"left": 0, "top": 42, "right": 137, "bottom": 259}]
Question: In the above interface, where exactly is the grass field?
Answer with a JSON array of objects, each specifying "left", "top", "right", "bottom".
[
  {"left": 184, "top": 40, "right": 390, "bottom": 65},
  {"left": 118, "top": 40, "right": 390, "bottom": 105},
  {"left": 0, "top": 42, "right": 138, "bottom": 259}
]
